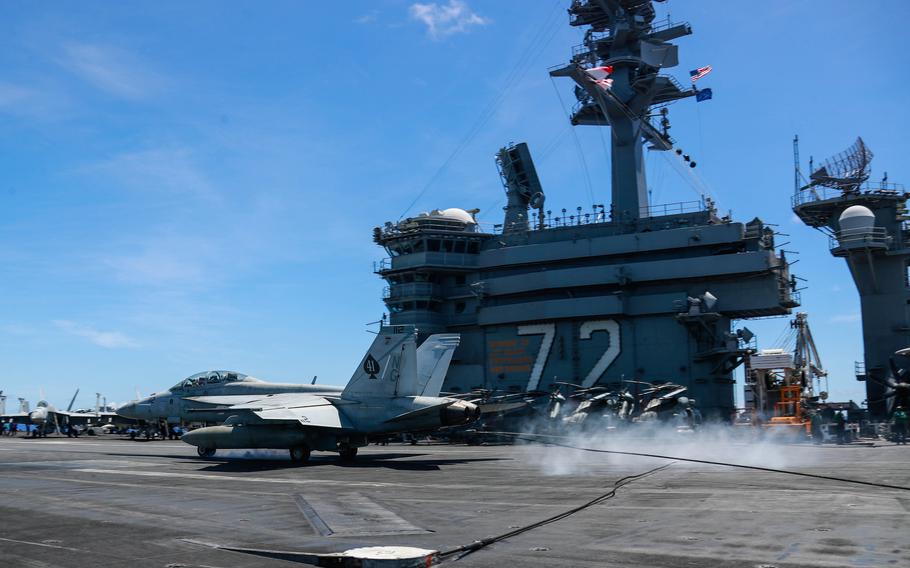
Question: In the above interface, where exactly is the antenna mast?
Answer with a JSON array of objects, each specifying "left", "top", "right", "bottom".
[{"left": 550, "top": 0, "right": 696, "bottom": 223}]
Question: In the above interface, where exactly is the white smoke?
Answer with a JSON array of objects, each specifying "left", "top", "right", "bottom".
[{"left": 513, "top": 420, "right": 822, "bottom": 477}]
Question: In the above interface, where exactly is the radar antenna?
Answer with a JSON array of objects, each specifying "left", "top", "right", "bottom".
[{"left": 804, "top": 137, "right": 873, "bottom": 193}]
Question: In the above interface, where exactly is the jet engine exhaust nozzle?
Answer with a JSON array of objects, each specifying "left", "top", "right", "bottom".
[{"left": 441, "top": 400, "right": 481, "bottom": 427}]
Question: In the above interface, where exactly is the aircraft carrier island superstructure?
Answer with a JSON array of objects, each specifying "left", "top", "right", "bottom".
[
  {"left": 374, "top": 0, "right": 797, "bottom": 417},
  {"left": 793, "top": 137, "right": 910, "bottom": 419}
]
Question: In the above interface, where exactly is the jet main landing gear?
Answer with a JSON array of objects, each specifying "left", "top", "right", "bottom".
[
  {"left": 197, "top": 447, "right": 216, "bottom": 458},
  {"left": 289, "top": 445, "right": 311, "bottom": 464}
]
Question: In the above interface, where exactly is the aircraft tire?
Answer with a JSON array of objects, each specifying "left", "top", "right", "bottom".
[
  {"left": 197, "top": 447, "right": 216, "bottom": 458},
  {"left": 289, "top": 446, "right": 311, "bottom": 463},
  {"left": 339, "top": 447, "right": 358, "bottom": 462}
]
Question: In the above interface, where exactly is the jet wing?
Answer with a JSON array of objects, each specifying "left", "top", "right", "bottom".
[
  {"left": 0, "top": 413, "right": 30, "bottom": 424},
  {"left": 187, "top": 393, "right": 353, "bottom": 429}
]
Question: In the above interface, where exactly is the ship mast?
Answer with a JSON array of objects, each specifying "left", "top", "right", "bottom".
[{"left": 550, "top": 0, "right": 695, "bottom": 222}]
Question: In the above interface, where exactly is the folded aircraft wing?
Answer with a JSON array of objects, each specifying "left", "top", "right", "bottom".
[{"left": 187, "top": 393, "right": 353, "bottom": 429}]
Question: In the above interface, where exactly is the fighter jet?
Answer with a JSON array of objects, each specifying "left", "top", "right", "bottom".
[
  {"left": 117, "top": 370, "right": 345, "bottom": 425},
  {"left": 0, "top": 389, "right": 132, "bottom": 436},
  {"left": 181, "top": 326, "right": 480, "bottom": 462}
]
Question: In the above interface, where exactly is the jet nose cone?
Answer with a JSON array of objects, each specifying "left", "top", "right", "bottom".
[{"left": 116, "top": 402, "right": 137, "bottom": 419}]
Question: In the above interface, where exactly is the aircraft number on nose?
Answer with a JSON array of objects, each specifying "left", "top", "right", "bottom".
[{"left": 518, "top": 320, "right": 621, "bottom": 391}]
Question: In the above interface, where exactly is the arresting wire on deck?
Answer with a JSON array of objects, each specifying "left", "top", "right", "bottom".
[{"left": 437, "top": 461, "right": 674, "bottom": 563}]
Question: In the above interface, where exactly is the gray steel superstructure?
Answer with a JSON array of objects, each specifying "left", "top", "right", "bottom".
[
  {"left": 374, "top": 0, "right": 797, "bottom": 418},
  {"left": 793, "top": 137, "right": 909, "bottom": 419}
]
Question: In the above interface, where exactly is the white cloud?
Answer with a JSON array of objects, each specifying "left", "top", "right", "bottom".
[
  {"left": 0, "top": 83, "right": 32, "bottom": 107},
  {"left": 54, "top": 320, "right": 138, "bottom": 349},
  {"left": 829, "top": 312, "right": 861, "bottom": 323},
  {"left": 83, "top": 147, "right": 219, "bottom": 202},
  {"left": 409, "top": 0, "right": 490, "bottom": 39},
  {"left": 101, "top": 232, "right": 215, "bottom": 288},
  {"left": 355, "top": 10, "right": 379, "bottom": 24},
  {"left": 58, "top": 42, "right": 165, "bottom": 99}
]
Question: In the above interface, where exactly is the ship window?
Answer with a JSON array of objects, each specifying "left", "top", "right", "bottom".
[
  {"left": 442, "top": 240, "right": 455, "bottom": 253},
  {"left": 455, "top": 275, "right": 466, "bottom": 285},
  {"left": 412, "top": 240, "right": 425, "bottom": 253},
  {"left": 905, "top": 260, "right": 910, "bottom": 287},
  {"left": 416, "top": 301, "right": 427, "bottom": 310},
  {"left": 453, "top": 241, "right": 466, "bottom": 253},
  {"left": 428, "top": 239, "right": 441, "bottom": 252},
  {"left": 467, "top": 242, "right": 479, "bottom": 254},
  {"left": 455, "top": 302, "right": 466, "bottom": 313}
]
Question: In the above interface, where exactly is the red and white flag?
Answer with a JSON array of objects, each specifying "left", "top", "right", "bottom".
[
  {"left": 585, "top": 65, "right": 614, "bottom": 89},
  {"left": 689, "top": 65, "right": 712, "bottom": 82}
]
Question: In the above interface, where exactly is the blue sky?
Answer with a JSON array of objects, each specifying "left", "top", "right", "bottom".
[{"left": 1, "top": 0, "right": 907, "bottom": 409}]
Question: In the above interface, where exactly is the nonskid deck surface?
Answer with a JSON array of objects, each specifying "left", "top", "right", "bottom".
[{"left": 0, "top": 437, "right": 908, "bottom": 567}]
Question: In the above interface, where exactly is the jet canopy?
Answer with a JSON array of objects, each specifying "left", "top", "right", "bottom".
[
  {"left": 36, "top": 400, "right": 48, "bottom": 408},
  {"left": 170, "top": 371, "right": 250, "bottom": 392}
]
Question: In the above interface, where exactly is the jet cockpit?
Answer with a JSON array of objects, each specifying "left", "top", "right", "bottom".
[{"left": 169, "top": 371, "right": 256, "bottom": 392}]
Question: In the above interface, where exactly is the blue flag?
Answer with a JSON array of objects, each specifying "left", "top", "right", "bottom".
[{"left": 695, "top": 88, "right": 713, "bottom": 102}]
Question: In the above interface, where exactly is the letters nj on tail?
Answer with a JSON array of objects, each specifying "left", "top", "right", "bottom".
[{"left": 340, "top": 326, "right": 459, "bottom": 399}]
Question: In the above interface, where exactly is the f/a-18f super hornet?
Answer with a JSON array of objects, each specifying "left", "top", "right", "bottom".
[
  {"left": 0, "top": 389, "right": 135, "bottom": 437},
  {"left": 116, "top": 370, "right": 345, "bottom": 426},
  {"left": 181, "top": 326, "right": 480, "bottom": 462}
]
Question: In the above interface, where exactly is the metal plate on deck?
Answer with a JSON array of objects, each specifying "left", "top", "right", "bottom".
[{"left": 296, "top": 493, "right": 431, "bottom": 537}]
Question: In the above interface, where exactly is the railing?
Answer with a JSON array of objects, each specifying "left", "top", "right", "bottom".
[
  {"left": 828, "top": 226, "right": 890, "bottom": 250},
  {"left": 792, "top": 181, "right": 907, "bottom": 208},
  {"left": 373, "top": 258, "right": 392, "bottom": 273},
  {"left": 640, "top": 200, "right": 706, "bottom": 218},
  {"left": 382, "top": 282, "right": 440, "bottom": 300},
  {"left": 375, "top": 252, "right": 479, "bottom": 273}
]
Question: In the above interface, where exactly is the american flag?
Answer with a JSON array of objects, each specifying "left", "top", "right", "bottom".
[
  {"left": 585, "top": 66, "right": 615, "bottom": 90},
  {"left": 689, "top": 65, "right": 712, "bottom": 82}
]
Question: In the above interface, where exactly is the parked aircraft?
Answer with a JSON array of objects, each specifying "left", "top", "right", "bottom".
[
  {"left": 181, "top": 326, "right": 479, "bottom": 462},
  {"left": 0, "top": 389, "right": 134, "bottom": 436}
]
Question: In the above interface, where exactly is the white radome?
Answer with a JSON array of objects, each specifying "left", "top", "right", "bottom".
[
  {"left": 436, "top": 207, "right": 476, "bottom": 224},
  {"left": 838, "top": 205, "right": 875, "bottom": 233}
]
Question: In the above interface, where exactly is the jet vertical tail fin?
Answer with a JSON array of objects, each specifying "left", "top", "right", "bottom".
[
  {"left": 413, "top": 334, "right": 460, "bottom": 397},
  {"left": 341, "top": 326, "right": 418, "bottom": 400}
]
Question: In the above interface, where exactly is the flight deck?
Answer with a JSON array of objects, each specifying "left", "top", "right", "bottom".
[{"left": 0, "top": 436, "right": 908, "bottom": 567}]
